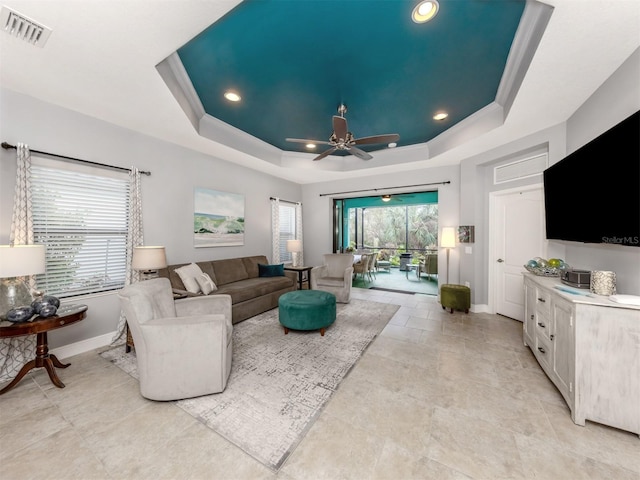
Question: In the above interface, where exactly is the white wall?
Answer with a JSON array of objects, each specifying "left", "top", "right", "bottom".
[
  {"left": 0, "top": 88, "right": 301, "bottom": 349},
  {"left": 557, "top": 48, "right": 640, "bottom": 293},
  {"left": 456, "top": 47, "right": 640, "bottom": 302}
]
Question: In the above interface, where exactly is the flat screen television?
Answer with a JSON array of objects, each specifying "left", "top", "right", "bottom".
[{"left": 543, "top": 110, "right": 639, "bottom": 247}]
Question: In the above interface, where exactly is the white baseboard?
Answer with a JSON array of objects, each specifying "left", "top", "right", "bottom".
[
  {"left": 470, "top": 303, "right": 490, "bottom": 313},
  {"left": 50, "top": 330, "right": 118, "bottom": 360}
]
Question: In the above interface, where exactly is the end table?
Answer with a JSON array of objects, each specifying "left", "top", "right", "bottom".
[
  {"left": 284, "top": 265, "right": 313, "bottom": 290},
  {"left": 0, "top": 304, "right": 88, "bottom": 395}
]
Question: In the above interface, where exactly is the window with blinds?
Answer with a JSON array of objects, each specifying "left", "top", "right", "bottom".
[
  {"left": 279, "top": 203, "right": 296, "bottom": 263},
  {"left": 31, "top": 164, "right": 129, "bottom": 298}
]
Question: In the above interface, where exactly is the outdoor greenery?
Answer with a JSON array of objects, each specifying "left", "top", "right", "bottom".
[{"left": 348, "top": 204, "right": 438, "bottom": 264}]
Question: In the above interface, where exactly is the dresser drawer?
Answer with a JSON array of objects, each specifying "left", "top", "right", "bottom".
[
  {"left": 535, "top": 288, "right": 551, "bottom": 316},
  {"left": 534, "top": 333, "right": 552, "bottom": 371},
  {"left": 535, "top": 311, "right": 552, "bottom": 341}
]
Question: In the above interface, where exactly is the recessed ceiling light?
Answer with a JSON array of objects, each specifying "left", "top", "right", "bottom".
[
  {"left": 306, "top": 143, "right": 316, "bottom": 149},
  {"left": 412, "top": 1, "right": 439, "bottom": 24},
  {"left": 388, "top": 142, "right": 397, "bottom": 148},
  {"left": 224, "top": 91, "right": 241, "bottom": 102},
  {"left": 433, "top": 111, "right": 448, "bottom": 121}
]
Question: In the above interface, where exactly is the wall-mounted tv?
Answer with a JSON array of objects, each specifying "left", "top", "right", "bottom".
[{"left": 543, "top": 110, "right": 639, "bottom": 247}]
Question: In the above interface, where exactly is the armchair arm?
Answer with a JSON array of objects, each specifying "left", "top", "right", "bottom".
[
  {"left": 310, "top": 265, "right": 328, "bottom": 288},
  {"left": 172, "top": 288, "right": 200, "bottom": 298},
  {"left": 175, "top": 294, "right": 232, "bottom": 326},
  {"left": 342, "top": 266, "right": 354, "bottom": 282}
]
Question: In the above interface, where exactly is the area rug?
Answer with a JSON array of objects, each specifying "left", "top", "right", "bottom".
[{"left": 100, "top": 298, "right": 399, "bottom": 471}]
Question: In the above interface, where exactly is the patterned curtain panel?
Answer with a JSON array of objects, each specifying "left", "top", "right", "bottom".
[
  {"left": 0, "top": 144, "right": 37, "bottom": 383},
  {"left": 271, "top": 198, "right": 280, "bottom": 264},
  {"left": 111, "top": 167, "right": 144, "bottom": 345},
  {"left": 295, "top": 202, "right": 303, "bottom": 264}
]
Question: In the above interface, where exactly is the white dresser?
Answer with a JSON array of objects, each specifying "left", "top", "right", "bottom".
[{"left": 523, "top": 273, "right": 640, "bottom": 436}]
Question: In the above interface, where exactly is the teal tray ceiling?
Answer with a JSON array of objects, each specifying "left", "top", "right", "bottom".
[{"left": 176, "top": 0, "right": 526, "bottom": 156}]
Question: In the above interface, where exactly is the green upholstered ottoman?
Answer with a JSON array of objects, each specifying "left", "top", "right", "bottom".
[
  {"left": 278, "top": 290, "right": 337, "bottom": 336},
  {"left": 441, "top": 284, "right": 471, "bottom": 314}
]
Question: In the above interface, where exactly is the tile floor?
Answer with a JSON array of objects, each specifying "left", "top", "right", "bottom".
[{"left": 1, "top": 288, "right": 638, "bottom": 480}]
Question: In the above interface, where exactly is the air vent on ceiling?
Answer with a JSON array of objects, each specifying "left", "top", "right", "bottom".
[
  {"left": 494, "top": 153, "right": 548, "bottom": 184},
  {"left": 1, "top": 6, "right": 51, "bottom": 47}
]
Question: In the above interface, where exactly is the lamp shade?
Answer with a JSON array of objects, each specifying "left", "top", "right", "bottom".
[
  {"left": 0, "top": 244, "right": 46, "bottom": 278},
  {"left": 132, "top": 246, "right": 167, "bottom": 271},
  {"left": 286, "top": 239, "right": 303, "bottom": 253},
  {"left": 440, "top": 227, "right": 456, "bottom": 248}
]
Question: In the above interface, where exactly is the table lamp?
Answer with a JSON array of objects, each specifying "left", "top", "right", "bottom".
[
  {"left": 286, "top": 239, "right": 303, "bottom": 267},
  {"left": 440, "top": 227, "right": 456, "bottom": 285},
  {"left": 0, "top": 244, "right": 46, "bottom": 319},
  {"left": 132, "top": 246, "right": 167, "bottom": 280}
]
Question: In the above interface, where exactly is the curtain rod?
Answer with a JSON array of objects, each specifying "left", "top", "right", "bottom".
[
  {"left": 319, "top": 181, "right": 450, "bottom": 197},
  {"left": 270, "top": 196, "right": 300, "bottom": 204},
  {"left": 1, "top": 142, "right": 151, "bottom": 176}
]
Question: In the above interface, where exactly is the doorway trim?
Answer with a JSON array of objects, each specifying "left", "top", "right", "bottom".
[{"left": 488, "top": 183, "right": 545, "bottom": 316}]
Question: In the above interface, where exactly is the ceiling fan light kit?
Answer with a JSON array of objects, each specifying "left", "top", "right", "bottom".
[{"left": 286, "top": 104, "right": 400, "bottom": 161}]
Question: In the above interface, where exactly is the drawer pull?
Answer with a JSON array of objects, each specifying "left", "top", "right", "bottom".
[
  {"left": 537, "top": 298, "right": 546, "bottom": 303},
  {"left": 537, "top": 347, "right": 546, "bottom": 354},
  {"left": 550, "top": 334, "right": 554, "bottom": 341},
  {"left": 537, "top": 322, "right": 545, "bottom": 328}
]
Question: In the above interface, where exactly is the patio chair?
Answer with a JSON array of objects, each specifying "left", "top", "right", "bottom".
[
  {"left": 368, "top": 252, "right": 378, "bottom": 280},
  {"left": 419, "top": 253, "right": 438, "bottom": 280},
  {"left": 352, "top": 253, "right": 371, "bottom": 281}
]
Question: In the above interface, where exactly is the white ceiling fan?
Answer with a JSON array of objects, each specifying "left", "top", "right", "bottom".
[{"left": 286, "top": 105, "right": 400, "bottom": 161}]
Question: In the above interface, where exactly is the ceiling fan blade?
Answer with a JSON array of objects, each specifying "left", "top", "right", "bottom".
[
  {"left": 332, "top": 115, "right": 348, "bottom": 141},
  {"left": 313, "top": 147, "right": 337, "bottom": 161},
  {"left": 353, "top": 133, "right": 400, "bottom": 145},
  {"left": 286, "top": 138, "right": 332, "bottom": 146},
  {"left": 349, "top": 146, "right": 373, "bottom": 160}
]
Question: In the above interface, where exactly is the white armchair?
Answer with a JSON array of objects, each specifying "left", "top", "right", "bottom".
[
  {"left": 310, "top": 254, "right": 354, "bottom": 303},
  {"left": 117, "top": 277, "right": 232, "bottom": 401}
]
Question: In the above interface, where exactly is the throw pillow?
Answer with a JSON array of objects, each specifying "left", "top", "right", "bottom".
[
  {"left": 174, "top": 263, "right": 204, "bottom": 294},
  {"left": 258, "top": 263, "right": 285, "bottom": 277},
  {"left": 196, "top": 272, "right": 217, "bottom": 295}
]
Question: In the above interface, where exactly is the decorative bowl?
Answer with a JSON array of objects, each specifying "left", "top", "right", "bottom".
[{"left": 524, "top": 264, "right": 561, "bottom": 277}]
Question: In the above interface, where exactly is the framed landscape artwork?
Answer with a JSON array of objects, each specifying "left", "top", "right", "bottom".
[{"left": 194, "top": 188, "right": 245, "bottom": 247}]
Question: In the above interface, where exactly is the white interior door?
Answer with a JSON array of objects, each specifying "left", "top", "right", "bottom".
[{"left": 491, "top": 186, "right": 545, "bottom": 321}]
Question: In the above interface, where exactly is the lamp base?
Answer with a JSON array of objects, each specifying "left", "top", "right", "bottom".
[
  {"left": 0, "top": 278, "right": 34, "bottom": 320},
  {"left": 141, "top": 270, "right": 159, "bottom": 281}
]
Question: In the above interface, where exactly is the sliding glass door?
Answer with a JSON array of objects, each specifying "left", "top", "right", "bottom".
[{"left": 332, "top": 191, "right": 438, "bottom": 265}]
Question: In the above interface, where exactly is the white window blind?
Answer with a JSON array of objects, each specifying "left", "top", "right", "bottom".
[
  {"left": 31, "top": 164, "right": 129, "bottom": 298},
  {"left": 279, "top": 204, "right": 296, "bottom": 263}
]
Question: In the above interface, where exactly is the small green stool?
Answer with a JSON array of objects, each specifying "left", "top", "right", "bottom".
[
  {"left": 440, "top": 284, "right": 471, "bottom": 314},
  {"left": 278, "top": 290, "right": 337, "bottom": 336}
]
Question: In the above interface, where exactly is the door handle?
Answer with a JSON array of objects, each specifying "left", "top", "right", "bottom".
[{"left": 497, "top": 258, "right": 504, "bottom": 263}]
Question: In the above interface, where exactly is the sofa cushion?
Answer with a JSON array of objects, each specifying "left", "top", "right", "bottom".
[
  {"left": 215, "top": 277, "right": 293, "bottom": 304},
  {"left": 174, "top": 263, "right": 203, "bottom": 294},
  {"left": 196, "top": 273, "right": 217, "bottom": 295},
  {"left": 258, "top": 263, "right": 284, "bottom": 277},
  {"left": 241, "top": 255, "right": 270, "bottom": 278},
  {"left": 211, "top": 258, "right": 249, "bottom": 285}
]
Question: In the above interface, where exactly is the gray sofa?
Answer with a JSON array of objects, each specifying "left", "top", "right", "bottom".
[{"left": 158, "top": 255, "right": 296, "bottom": 324}]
